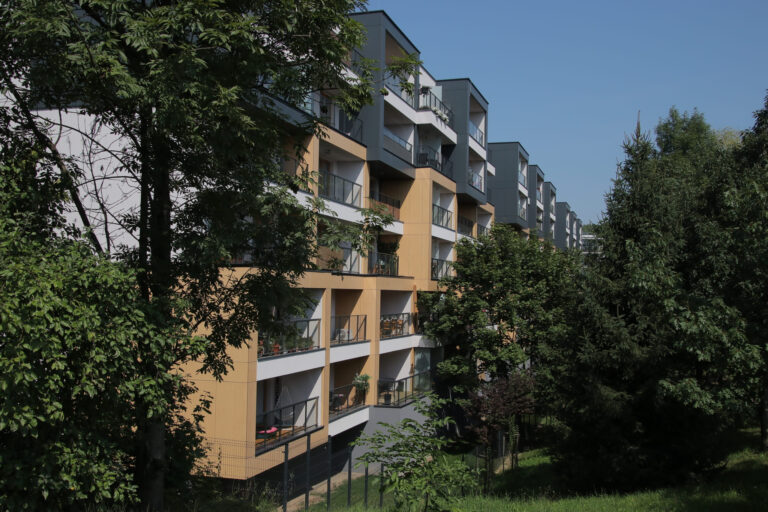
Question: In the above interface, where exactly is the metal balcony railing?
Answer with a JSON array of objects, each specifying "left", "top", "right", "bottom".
[
  {"left": 416, "top": 144, "right": 444, "bottom": 173},
  {"left": 302, "top": 95, "right": 363, "bottom": 142},
  {"left": 330, "top": 315, "right": 367, "bottom": 345},
  {"left": 319, "top": 169, "right": 362, "bottom": 207},
  {"left": 468, "top": 119, "right": 485, "bottom": 146},
  {"left": 258, "top": 318, "right": 321, "bottom": 358},
  {"left": 367, "top": 251, "right": 398, "bottom": 276},
  {"left": 329, "top": 383, "right": 367, "bottom": 419},
  {"left": 432, "top": 204, "right": 453, "bottom": 229},
  {"left": 368, "top": 193, "right": 401, "bottom": 221},
  {"left": 418, "top": 90, "right": 454, "bottom": 128},
  {"left": 382, "top": 126, "right": 414, "bottom": 163},
  {"left": 383, "top": 75, "right": 415, "bottom": 107},
  {"left": 536, "top": 189, "right": 543, "bottom": 203},
  {"left": 518, "top": 170, "right": 527, "bottom": 186},
  {"left": 431, "top": 258, "right": 451, "bottom": 280},
  {"left": 477, "top": 224, "right": 491, "bottom": 237},
  {"left": 519, "top": 203, "right": 528, "bottom": 220},
  {"left": 457, "top": 215, "right": 474, "bottom": 236},
  {"left": 255, "top": 397, "right": 319, "bottom": 454},
  {"left": 468, "top": 168, "right": 484, "bottom": 192},
  {"left": 380, "top": 312, "right": 413, "bottom": 339},
  {"left": 377, "top": 371, "right": 432, "bottom": 407}
]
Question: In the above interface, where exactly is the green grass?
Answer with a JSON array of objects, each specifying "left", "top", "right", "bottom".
[{"left": 324, "top": 428, "right": 768, "bottom": 511}]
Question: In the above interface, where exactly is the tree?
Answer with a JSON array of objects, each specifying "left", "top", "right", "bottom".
[
  {"left": 418, "top": 224, "right": 576, "bottom": 397},
  {"left": 1, "top": 1, "right": 410, "bottom": 508},
  {"left": 541, "top": 110, "right": 761, "bottom": 489},
  {"left": 354, "top": 395, "right": 478, "bottom": 511},
  {"left": 0, "top": 129, "right": 206, "bottom": 510}
]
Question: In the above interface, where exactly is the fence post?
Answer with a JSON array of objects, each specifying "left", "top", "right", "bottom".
[
  {"left": 283, "top": 444, "right": 289, "bottom": 512},
  {"left": 379, "top": 463, "right": 385, "bottom": 508},
  {"left": 347, "top": 446, "right": 352, "bottom": 507},
  {"left": 305, "top": 434, "right": 311, "bottom": 511},
  {"left": 327, "top": 436, "right": 332, "bottom": 511},
  {"left": 364, "top": 464, "right": 369, "bottom": 507}
]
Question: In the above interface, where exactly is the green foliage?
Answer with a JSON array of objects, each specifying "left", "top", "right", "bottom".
[
  {"left": 540, "top": 108, "right": 762, "bottom": 490},
  {"left": 354, "top": 395, "right": 478, "bottom": 511},
  {"left": 419, "top": 224, "right": 577, "bottom": 394}
]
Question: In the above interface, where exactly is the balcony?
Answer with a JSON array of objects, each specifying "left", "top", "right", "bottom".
[
  {"left": 536, "top": 189, "right": 542, "bottom": 203},
  {"left": 431, "top": 258, "right": 451, "bottom": 280},
  {"left": 382, "top": 126, "right": 413, "bottom": 164},
  {"left": 468, "top": 119, "right": 485, "bottom": 146},
  {"left": 330, "top": 315, "right": 367, "bottom": 345},
  {"left": 416, "top": 144, "right": 446, "bottom": 175},
  {"left": 518, "top": 171, "right": 527, "bottom": 186},
  {"left": 329, "top": 383, "right": 367, "bottom": 419},
  {"left": 255, "top": 397, "right": 319, "bottom": 454},
  {"left": 519, "top": 204, "right": 528, "bottom": 220},
  {"left": 468, "top": 169, "right": 484, "bottom": 192},
  {"left": 258, "top": 318, "right": 321, "bottom": 358},
  {"left": 383, "top": 75, "right": 415, "bottom": 107},
  {"left": 457, "top": 215, "right": 474, "bottom": 237},
  {"left": 477, "top": 225, "right": 490, "bottom": 237},
  {"left": 418, "top": 90, "right": 454, "bottom": 128},
  {"left": 343, "top": 48, "right": 365, "bottom": 76},
  {"left": 303, "top": 96, "right": 363, "bottom": 143},
  {"left": 367, "top": 251, "right": 398, "bottom": 276},
  {"left": 377, "top": 371, "right": 432, "bottom": 407},
  {"left": 380, "top": 312, "right": 414, "bottom": 339},
  {"left": 368, "top": 193, "right": 401, "bottom": 221},
  {"left": 432, "top": 204, "right": 453, "bottom": 230},
  {"left": 319, "top": 170, "right": 362, "bottom": 207}
]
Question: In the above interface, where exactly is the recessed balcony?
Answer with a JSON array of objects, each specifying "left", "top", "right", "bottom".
[
  {"left": 380, "top": 312, "right": 415, "bottom": 339},
  {"left": 432, "top": 203, "right": 453, "bottom": 230},
  {"left": 367, "top": 251, "right": 399, "bottom": 276},
  {"left": 368, "top": 193, "right": 401, "bottom": 221},
  {"left": 431, "top": 257, "right": 452, "bottom": 281},
  {"left": 377, "top": 371, "right": 432, "bottom": 407},
  {"left": 457, "top": 215, "right": 474, "bottom": 237},
  {"left": 319, "top": 170, "right": 362, "bottom": 208},
  {"left": 258, "top": 318, "right": 321, "bottom": 358},
  {"left": 330, "top": 315, "right": 368, "bottom": 346},
  {"left": 255, "top": 396, "right": 319, "bottom": 454},
  {"left": 468, "top": 119, "right": 485, "bottom": 146},
  {"left": 382, "top": 126, "right": 414, "bottom": 164}
]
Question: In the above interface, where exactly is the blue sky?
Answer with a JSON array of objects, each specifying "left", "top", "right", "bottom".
[{"left": 363, "top": 0, "right": 768, "bottom": 223}]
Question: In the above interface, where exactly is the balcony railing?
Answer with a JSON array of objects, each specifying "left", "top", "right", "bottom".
[
  {"left": 329, "top": 383, "right": 367, "bottom": 419},
  {"left": 418, "top": 90, "right": 454, "bottom": 128},
  {"left": 536, "top": 189, "right": 542, "bottom": 203},
  {"left": 258, "top": 318, "right": 321, "bottom": 358},
  {"left": 330, "top": 314, "right": 367, "bottom": 345},
  {"left": 382, "top": 126, "right": 413, "bottom": 163},
  {"left": 519, "top": 203, "right": 528, "bottom": 220},
  {"left": 380, "top": 312, "right": 413, "bottom": 339},
  {"left": 416, "top": 144, "right": 445, "bottom": 173},
  {"left": 468, "top": 168, "right": 484, "bottom": 192},
  {"left": 431, "top": 258, "right": 451, "bottom": 280},
  {"left": 368, "top": 251, "right": 398, "bottom": 276},
  {"left": 432, "top": 204, "right": 453, "bottom": 229},
  {"left": 369, "top": 193, "right": 401, "bottom": 221},
  {"left": 457, "top": 215, "right": 474, "bottom": 236},
  {"left": 518, "top": 171, "right": 527, "bottom": 186},
  {"left": 317, "top": 246, "right": 360, "bottom": 273},
  {"left": 319, "top": 169, "right": 362, "bottom": 207},
  {"left": 377, "top": 371, "right": 432, "bottom": 407},
  {"left": 303, "top": 95, "right": 363, "bottom": 143},
  {"left": 477, "top": 224, "right": 491, "bottom": 237},
  {"left": 468, "top": 119, "right": 485, "bottom": 146},
  {"left": 255, "top": 397, "right": 319, "bottom": 453},
  {"left": 383, "top": 74, "right": 415, "bottom": 107}
]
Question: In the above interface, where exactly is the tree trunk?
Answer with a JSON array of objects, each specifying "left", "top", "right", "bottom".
[
  {"left": 761, "top": 381, "right": 768, "bottom": 452},
  {"left": 138, "top": 137, "right": 173, "bottom": 510}
]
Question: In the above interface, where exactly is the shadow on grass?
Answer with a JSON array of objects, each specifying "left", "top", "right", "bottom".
[{"left": 490, "top": 428, "right": 768, "bottom": 512}]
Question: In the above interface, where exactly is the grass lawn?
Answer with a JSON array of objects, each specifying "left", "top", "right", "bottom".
[{"left": 323, "top": 428, "right": 768, "bottom": 511}]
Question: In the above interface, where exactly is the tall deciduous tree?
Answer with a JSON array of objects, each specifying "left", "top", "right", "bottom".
[{"left": 1, "top": 1, "right": 407, "bottom": 508}]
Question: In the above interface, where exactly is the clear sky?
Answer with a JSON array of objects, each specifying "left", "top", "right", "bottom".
[{"left": 363, "top": 0, "right": 768, "bottom": 223}]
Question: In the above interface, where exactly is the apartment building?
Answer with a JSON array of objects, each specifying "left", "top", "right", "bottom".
[
  {"left": 526, "top": 164, "right": 546, "bottom": 238},
  {"left": 486, "top": 142, "right": 531, "bottom": 233},
  {"left": 187, "top": 10, "right": 498, "bottom": 480},
  {"left": 542, "top": 181, "right": 557, "bottom": 241},
  {"left": 554, "top": 201, "right": 572, "bottom": 249}
]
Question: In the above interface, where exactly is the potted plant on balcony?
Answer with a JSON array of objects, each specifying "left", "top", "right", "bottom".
[{"left": 352, "top": 373, "right": 370, "bottom": 404}]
